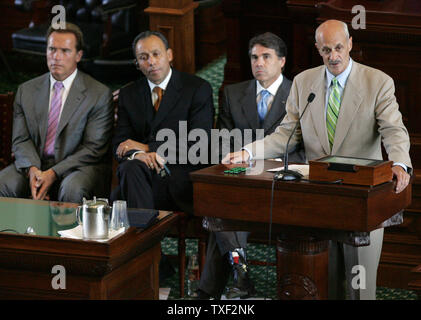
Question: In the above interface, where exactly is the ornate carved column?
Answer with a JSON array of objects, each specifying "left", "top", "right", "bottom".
[
  {"left": 145, "top": 0, "right": 199, "bottom": 74},
  {"left": 277, "top": 235, "right": 329, "bottom": 299}
]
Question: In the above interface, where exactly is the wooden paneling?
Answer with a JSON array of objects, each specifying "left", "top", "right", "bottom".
[
  {"left": 195, "top": 1, "right": 227, "bottom": 69},
  {"left": 0, "top": 0, "right": 32, "bottom": 52},
  {"left": 145, "top": 0, "right": 199, "bottom": 74},
  {"left": 0, "top": 0, "right": 53, "bottom": 52}
]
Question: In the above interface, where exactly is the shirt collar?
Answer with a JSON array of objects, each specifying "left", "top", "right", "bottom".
[
  {"left": 325, "top": 58, "right": 353, "bottom": 89},
  {"left": 256, "top": 73, "right": 283, "bottom": 97},
  {"left": 148, "top": 68, "right": 172, "bottom": 92},
  {"left": 50, "top": 68, "right": 78, "bottom": 92}
]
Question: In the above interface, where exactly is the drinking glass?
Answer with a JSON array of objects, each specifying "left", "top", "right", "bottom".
[{"left": 110, "top": 200, "right": 129, "bottom": 230}]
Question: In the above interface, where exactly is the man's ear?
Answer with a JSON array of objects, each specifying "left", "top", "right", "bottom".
[
  {"left": 279, "top": 56, "right": 286, "bottom": 69},
  {"left": 315, "top": 42, "right": 322, "bottom": 57},
  {"left": 76, "top": 50, "right": 83, "bottom": 63},
  {"left": 167, "top": 48, "right": 173, "bottom": 63}
]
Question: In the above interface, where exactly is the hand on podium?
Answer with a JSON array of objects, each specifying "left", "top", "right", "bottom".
[
  {"left": 222, "top": 150, "right": 250, "bottom": 165},
  {"left": 392, "top": 165, "right": 410, "bottom": 193}
]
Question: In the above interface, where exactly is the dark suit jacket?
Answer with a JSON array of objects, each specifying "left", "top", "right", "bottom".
[
  {"left": 217, "top": 76, "right": 306, "bottom": 163},
  {"left": 12, "top": 70, "right": 113, "bottom": 178},
  {"left": 112, "top": 68, "right": 214, "bottom": 213}
]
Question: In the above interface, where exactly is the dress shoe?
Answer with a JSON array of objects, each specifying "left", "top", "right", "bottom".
[{"left": 195, "top": 289, "right": 220, "bottom": 300}]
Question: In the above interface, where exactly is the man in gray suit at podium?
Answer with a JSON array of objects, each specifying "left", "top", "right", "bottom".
[
  {"left": 223, "top": 20, "right": 411, "bottom": 300},
  {"left": 0, "top": 23, "right": 113, "bottom": 203}
]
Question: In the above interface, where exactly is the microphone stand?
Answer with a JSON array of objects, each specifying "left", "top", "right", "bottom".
[
  {"left": 275, "top": 93, "right": 315, "bottom": 181},
  {"left": 275, "top": 121, "right": 304, "bottom": 180}
]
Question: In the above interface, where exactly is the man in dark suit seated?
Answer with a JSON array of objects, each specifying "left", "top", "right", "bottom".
[
  {"left": 0, "top": 23, "right": 113, "bottom": 203},
  {"left": 111, "top": 30, "right": 214, "bottom": 223},
  {"left": 197, "top": 32, "right": 305, "bottom": 299}
]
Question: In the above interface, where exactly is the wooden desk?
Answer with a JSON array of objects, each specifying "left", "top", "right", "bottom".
[
  {"left": 0, "top": 197, "right": 177, "bottom": 299},
  {"left": 190, "top": 160, "right": 412, "bottom": 299}
]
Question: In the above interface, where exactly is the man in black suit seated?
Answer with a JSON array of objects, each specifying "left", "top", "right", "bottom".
[
  {"left": 197, "top": 32, "right": 305, "bottom": 299},
  {"left": 111, "top": 29, "right": 214, "bottom": 240}
]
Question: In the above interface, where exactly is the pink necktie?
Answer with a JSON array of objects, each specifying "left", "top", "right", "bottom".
[{"left": 44, "top": 81, "right": 64, "bottom": 157}]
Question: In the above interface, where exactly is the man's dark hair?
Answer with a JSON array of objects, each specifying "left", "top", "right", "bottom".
[
  {"left": 132, "top": 31, "right": 170, "bottom": 57},
  {"left": 46, "top": 22, "right": 84, "bottom": 52},
  {"left": 248, "top": 32, "right": 287, "bottom": 59}
]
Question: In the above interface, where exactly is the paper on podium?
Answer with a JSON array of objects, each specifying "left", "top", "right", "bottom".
[
  {"left": 267, "top": 164, "right": 310, "bottom": 178},
  {"left": 58, "top": 225, "right": 125, "bottom": 242}
]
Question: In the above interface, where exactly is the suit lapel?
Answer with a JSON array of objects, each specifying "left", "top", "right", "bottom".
[
  {"left": 309, "top": 68, "right": 331, "bottom": 155},
  {"left": 128, "top": 77, "right": 153, "bottom": 140},
  {"left": 56, "top": 71, "right": 86, "bottom": 137},
  {"left": 136, "top": 77, "right": 152, "bottom": 129},
  {"left": 240, "top": 80, "right": 259, "bottom": 130},
  {"left": 150, "top": 69, "right": 181, "bottom": 130},
  {"left": 263, "top": 79, "right": 289, "bottom": 132},
  {"left": 35, "top": 74, "right": 51, "bottom": 150},
  {"left": 332, "top": 63, "right": 363, "bottom": 154}
]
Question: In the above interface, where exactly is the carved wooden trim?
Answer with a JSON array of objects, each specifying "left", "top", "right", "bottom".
[
  {"left": 279, "top": 273, "right": 320, "bottom": 300},
  {"left": 145, "top": 2, "right": 199, "bottom": 16},
  {"left": 277, "top": 237, "right": 328, "bottom": 255}
]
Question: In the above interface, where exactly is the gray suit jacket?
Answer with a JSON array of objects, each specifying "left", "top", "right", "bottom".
[
  {"left": 12, "top": 70, "right": 113, "bottom": 178},
  {"left": 218, "top": 76, "right": 306, "bottom": 163},
  {"left": 246, "top": 62, "right": 411, "bottom": 168}
]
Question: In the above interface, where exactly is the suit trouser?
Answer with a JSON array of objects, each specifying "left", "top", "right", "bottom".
[
  {"left": 113, "top": 159, "right": 181, "bottom": 211},
  {"left": 198, "top": 231, "right": 249, "bottom": 297},
  {"left": 114, "top": 159, "right": 194, "bottom": 279},
  {"left": 328, "top": 228, "right": 384, "bottom": 300},
  {"left": 0, "top": 162, "right": 108, "bottom": 203}
]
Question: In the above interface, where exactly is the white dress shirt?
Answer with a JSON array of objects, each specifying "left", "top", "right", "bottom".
[
  {"left": 147, "top": 68, "right": 172, "bottom": 106},
  {"left": 256, "top": 73, "right": 284, "bottom": 112}
]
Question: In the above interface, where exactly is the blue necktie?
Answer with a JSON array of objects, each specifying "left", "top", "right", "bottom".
[{"left": 258, "top": 90, "right": 270, "bottom": 123}]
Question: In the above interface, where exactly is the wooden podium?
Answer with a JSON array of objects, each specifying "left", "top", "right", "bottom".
[{"left": 190, "top": 160, "right": 412, "bottom": 299}]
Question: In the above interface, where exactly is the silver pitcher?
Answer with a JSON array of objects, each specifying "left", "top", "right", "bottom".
[{"left": 76, "top": 197, "right": 112, "bottom": 240}]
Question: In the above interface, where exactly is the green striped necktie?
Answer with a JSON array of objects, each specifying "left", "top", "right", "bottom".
[{"left": 326, "top": 78, "right": 341, "bottom": 150}]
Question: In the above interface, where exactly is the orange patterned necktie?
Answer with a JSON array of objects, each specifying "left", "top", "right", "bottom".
[{"left": 153, "top": 86, "right": 163, "bottom": 112}]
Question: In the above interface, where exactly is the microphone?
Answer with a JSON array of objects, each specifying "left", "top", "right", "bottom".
[{"left": 274, "top": 92, "right": 315, "bottom": 181}]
